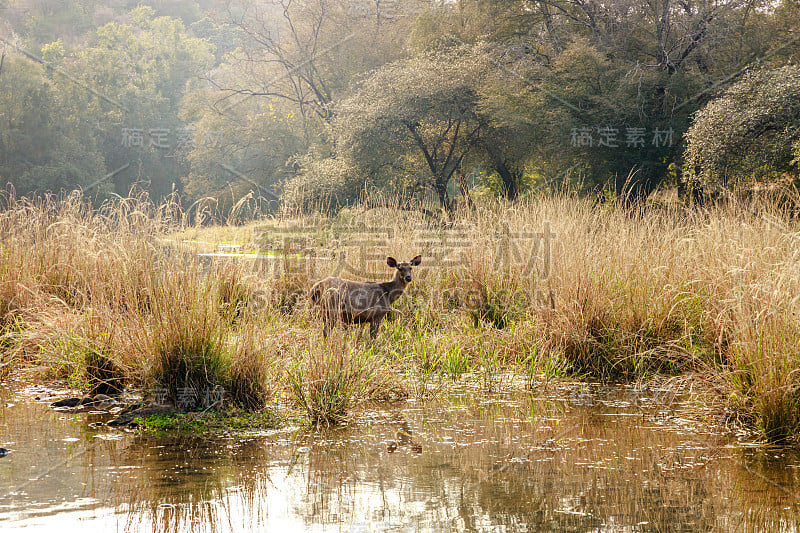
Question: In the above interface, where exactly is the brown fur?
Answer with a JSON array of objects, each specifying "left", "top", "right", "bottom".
[{"left": 310, "top": 255, "right": 421, "bottom": 338}]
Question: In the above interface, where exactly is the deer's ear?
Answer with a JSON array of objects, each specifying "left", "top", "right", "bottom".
[
  {"left": 410, "top": 255, "right": 422, "bottom": 266},
  {"left": 387, "top": 257, "right": 398, "bottom": 268}
]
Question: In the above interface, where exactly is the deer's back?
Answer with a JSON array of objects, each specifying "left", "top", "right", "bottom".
[{"left": 310, "top": 277, "right": 390, "bottom": 322}]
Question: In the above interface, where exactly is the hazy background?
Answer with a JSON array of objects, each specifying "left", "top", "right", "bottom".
[{"left": 0, "top": 0, "right": 798, "bottom": 216}]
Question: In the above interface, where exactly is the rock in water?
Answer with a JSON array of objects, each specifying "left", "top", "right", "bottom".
[
  {"left": 91, "top": 394, "right": 116, "bottom": 406},
  {"left": 50, "top": 397, "right": 85, "bottom": 408},
  {"left": 107, "top": 404, "right": 173, "bottom": 427}
]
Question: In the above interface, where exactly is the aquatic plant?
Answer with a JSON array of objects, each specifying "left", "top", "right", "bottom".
[{"left": 287, "top": 338, "right": 400, "bottom": 425}]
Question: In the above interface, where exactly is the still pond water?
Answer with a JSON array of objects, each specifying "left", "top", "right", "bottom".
[{"left": 1, "top": 381, "right": 799, "bottom": 532}]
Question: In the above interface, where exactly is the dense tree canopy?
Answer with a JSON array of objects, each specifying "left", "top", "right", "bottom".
[
  {"left": 0, "top": 53, "right": 106, "bottom": 194},
  {"left": 0, "top": 0, "right": 798, "bottom": 211},
  {"left": 1, "top": 5, "right": 214, "bottom": 199},
  {"left": 685, "top": 65, "right": 800, "bottom": 186},
  {"left": 333, "top": 46, "right": 489, "bottom": 213}
]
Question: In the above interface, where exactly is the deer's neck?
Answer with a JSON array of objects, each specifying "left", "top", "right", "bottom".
[{"left": 382, "top": 271, "right": 408, "bottom": 303}]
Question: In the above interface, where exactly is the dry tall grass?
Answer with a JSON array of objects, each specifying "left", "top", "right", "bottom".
[
  {"left": 285, "top": 192, "right": 800, "bottom": 439},
  {"left": 0, "top": 190, "right": 271, "bottom": 407},
  {"left": 1, "top": 188, "right": 798, "bottom": 440}
]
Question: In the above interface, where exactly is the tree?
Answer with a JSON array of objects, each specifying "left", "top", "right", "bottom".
[
  {"left": 474, "top": 47, "right": 550, "bottom": 200},
  {"left": 208, "top": 0, "right": 412, "bottom": 136},
  {"left": 684, "top": 65, "right": 800, "bottom": 186},
  {"left": 184, "top": 0, "right": 418, "bottom": 210},
  {"left": 181, "top": 71, "right": 307, "bottom": 210},
  {"left": 68, "top": 6, "right": 216, "bottom": 199},
  {"left": 0, "top": 53, "right": 106, "bottom": 195},
  {"left": 419, "top": 0, "right": 798, "bottom": 196},
  {"left": 333, "top": 46, "right": 489, "bottom": 213},
  {"left": 282, "top": 149, "right": 366, "bottom": 212}
]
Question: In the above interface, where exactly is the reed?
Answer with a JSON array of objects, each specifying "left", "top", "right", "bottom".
[
  {"left": 287, "top": 335, "right": 403, "bottom": 425},
  {"left": 1, "top": 187, "right": 799, "bottom": 440}
]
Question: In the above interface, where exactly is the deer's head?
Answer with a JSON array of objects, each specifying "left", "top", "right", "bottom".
[{"left": 387, "top": 255, "right": 422, "bottom": 283}]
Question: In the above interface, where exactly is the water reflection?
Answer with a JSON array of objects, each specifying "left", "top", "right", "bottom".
[{"left": 1, "top": 384, "right": 798, "bottom": 532}]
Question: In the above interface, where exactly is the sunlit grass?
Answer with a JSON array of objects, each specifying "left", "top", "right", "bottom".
[{"left": 1, "top": 188, "right": 799, "bottom": 440}]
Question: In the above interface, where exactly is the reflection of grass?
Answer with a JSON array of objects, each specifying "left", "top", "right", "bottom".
[
  {"left": 3, "top": 190, "right": 800, "bottom": 441},
  {"left": 104, "top": 387, "right": 800, "bottom": 533}
]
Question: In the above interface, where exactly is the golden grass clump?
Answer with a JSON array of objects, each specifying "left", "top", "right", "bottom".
[
  {"left": 287, "top": 335, "right": 405, "bottom": 425},
  {"left": 0, "top": 189, "right": 270, "bottom": 409}
]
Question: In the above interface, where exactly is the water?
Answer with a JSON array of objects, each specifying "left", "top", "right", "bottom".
[{"left": 1, "top": 382, "right": 799, "bottom": 532}]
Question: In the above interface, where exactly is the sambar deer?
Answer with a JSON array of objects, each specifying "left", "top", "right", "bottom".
[{"left": 309, "top": 255, "right": 422, "bottom": 338}]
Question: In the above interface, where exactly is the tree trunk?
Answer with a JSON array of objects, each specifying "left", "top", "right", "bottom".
[
  {"left": 484, "top": 141, "right": 521, "bottom": 200},
  {"left": 434, "top": 176, "right": 453, "bottom": 216},
  {"left": 494, "top": 158, "right": 521, "bottom": 200}
]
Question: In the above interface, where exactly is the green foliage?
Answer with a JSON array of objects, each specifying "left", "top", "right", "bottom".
[
  {"left": 0, "top": 55, "right": 106, "bottom": 194},
  {"left": 181, "top": 81, "right": 306, "bottom": 210},
  {"left": 0, "top": 6, "right": 215, "bottom": 201},
  {"left": 0, "top": 0, "right": 799, "bottom": 207},
  {"left": 322, "top": 44, "right": 491, "bottom": 211},
  {"left": 74, "top": 10, "right": 215, "bottom": 199},
  {"left": 536, "top": 39, "right": 700, "bottom": 194},
  {"left": 685, "top": 65, "right": 800, "bottom": 186}
]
